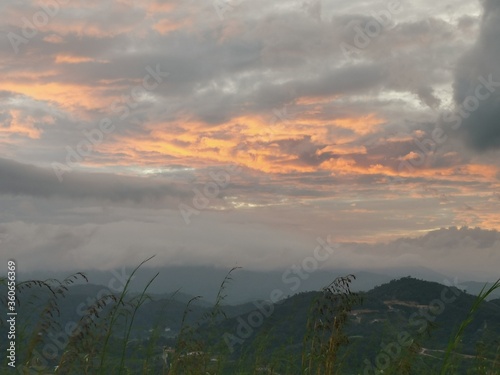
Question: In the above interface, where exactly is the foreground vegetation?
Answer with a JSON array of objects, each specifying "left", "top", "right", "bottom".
[{"left": 1, "top": 258, "right": 499, "bottom": 374}]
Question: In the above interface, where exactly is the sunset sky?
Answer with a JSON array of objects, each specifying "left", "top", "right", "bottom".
[{"left": 1, "top": 0, "right": 500, "bottom": 281}]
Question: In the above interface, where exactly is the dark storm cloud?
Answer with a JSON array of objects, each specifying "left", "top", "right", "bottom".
[
  {"left": 453, "top": 0, "right": 500, "bottom": 151},
  {"left": 0, "top": 157, "right": 187, "bottom": 203}
]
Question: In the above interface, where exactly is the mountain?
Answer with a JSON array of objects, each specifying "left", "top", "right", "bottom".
[
  {"left": 18, "top": 265, "right": 463, "bottom": 304},
  {"left": 462, "top": 281, "right": 500, "bottom": 300},
  {"left": 2, "top": 276, "right": 499, "bottom": 374},
  {"left": 212, "top": 277, "right": 500, "bottom": 373}
]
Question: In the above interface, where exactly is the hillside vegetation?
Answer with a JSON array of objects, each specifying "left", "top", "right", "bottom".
[{"left": 1, "top": 262, "right": 499, "bottom": 374}]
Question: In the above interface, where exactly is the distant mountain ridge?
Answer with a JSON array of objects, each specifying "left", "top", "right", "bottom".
[{"left": 17, "top": 266, "right": 499, "bottom": 304}]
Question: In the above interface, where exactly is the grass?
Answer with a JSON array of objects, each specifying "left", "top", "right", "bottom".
[
  {"left": 1, "top": 263, "right": 500, "bottom": 374},
  {"left": 439, "top": 279, "right": 500, "bottom": 375}
]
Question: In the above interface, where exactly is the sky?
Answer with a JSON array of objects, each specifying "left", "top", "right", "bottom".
[{"left": 1, "top": 0, "right": 500, "bottom": 282}]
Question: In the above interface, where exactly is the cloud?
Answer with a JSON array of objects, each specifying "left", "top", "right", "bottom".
[
  {"left": 0, "top": 209, "right": 315, "bottom": 273},
  {"left": 332, "top": 226, "right": 500, "bottom": 280},
  {"left": 0, "top": 157, "right": 187, "bottom": 204},
  {"left": 452, "top": 0, "right": 500, "bottom": 151},
  {"left": 0, "top": 0, "right": 499, "bottom": 281},
  {"left": 274, "top": 136, "right": 339, "bottom": 166},
  {"left": 1, "top": 219, "right": 498, "bottom": 283}
]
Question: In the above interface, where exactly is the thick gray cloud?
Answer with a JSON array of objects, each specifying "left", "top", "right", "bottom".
[
  {"left": 453, "top": 0, "right": 500, "bottom": 151},
  {"left": 1, "top": 0, "right": 499, "bottom": 281},
  {"left": 1, "top": 216, "right": 498, "bottom": 283},
  {"left": 334, "top": 226, "right": 500, "bottom": 280},
  {"left": 0, "top": 157, "right": 187, "bottom": 204}
]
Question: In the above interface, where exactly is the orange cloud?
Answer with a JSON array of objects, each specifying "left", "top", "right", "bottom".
[
  {"left": 55, "top": 55, "right": 108, "bottom": 64},
  {"left": 84, "top": 111, "right": 389, "bottom": 175},
  {"left": 55, "top": 55, "right": 105, "bottom": 64},
  {"left": 333, "top": 114, "right": 385, "bottom": 135},
  {"left": 146, "top": 1, "right": 176, "bottom": 14},
  {"left": 43, "top": 34, "right": 65, "bottom": 44},
  {"left": 153, "top": 19, "right": 189, "bottom": 35},
  {"left": 1, "top": 78, "right": 124, "bottom": 113},
  {"left": 0, "top": 110, "right": 46, "bottom": 139}
]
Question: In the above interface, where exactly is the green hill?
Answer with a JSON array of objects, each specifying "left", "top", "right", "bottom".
[{"left": 2, "top": 276, "right": 499, "bottom": 374}]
